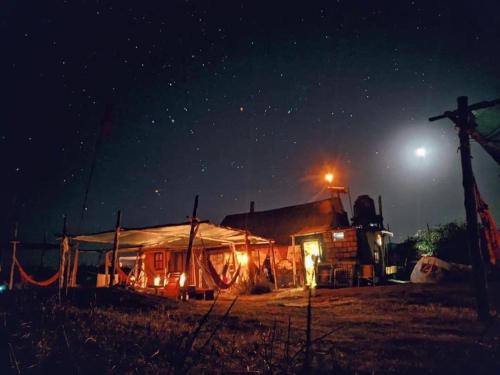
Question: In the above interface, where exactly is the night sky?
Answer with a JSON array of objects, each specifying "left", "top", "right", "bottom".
[{"left": 1, "top": 1, "right": 499, "bottom": 244}]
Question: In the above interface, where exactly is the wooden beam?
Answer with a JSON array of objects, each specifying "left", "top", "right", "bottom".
[
  {"left": 429, "top": 96, "right": 492, "bottom": 322},
  {"left": 183, "top": 195, "right": 199, "bottom": 285},
  {"left": 456, "top": 96, "right": 490, "bottom": 321},
  {"left": 70, "top": 243, "right": 80, "bottom": 287},
  {"left": 245, "top": 230, "right": 255, "bottom": 285},
  {"left": 8, "top": 223, "right": 19, "bottom": 290},
  {"left": 270, "top": 241, "right": 278, "bottom": 290},
  {"left": 291, "top": 235, "right": 297, "bottom": 287},
  {"left": 109, "top": 210, "right": 122, "bottom": 287}
]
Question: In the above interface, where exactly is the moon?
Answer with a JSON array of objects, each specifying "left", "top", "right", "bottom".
[{"left": 415, "top": 147, "right": 427, "bottom": 158}]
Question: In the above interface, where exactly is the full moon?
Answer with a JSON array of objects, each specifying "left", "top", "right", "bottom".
[{"left": 415, "top": 147, "right": 427, "bottom": 158}]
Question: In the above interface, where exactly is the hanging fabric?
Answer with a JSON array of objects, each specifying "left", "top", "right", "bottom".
[
  {"left": 196, "top": 234, "right": 241, "bottom": 289},
  {"left": 116, "top": 264, "right": 129, "bottom": 283},
  {"left": 474, "top": 182, "right": 500, "bottom": 265},
  {"left": 14, "top": 257, "right": 60, "bottom": 287}
]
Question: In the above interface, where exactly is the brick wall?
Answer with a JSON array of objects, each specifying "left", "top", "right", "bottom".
[{"left": 322, "top": 228, "right": 358, "bottom": 263}]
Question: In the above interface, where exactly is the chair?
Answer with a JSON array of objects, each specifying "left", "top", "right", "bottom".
[{"left": 333, "top": 264, "right": 354, "bottom": 288}]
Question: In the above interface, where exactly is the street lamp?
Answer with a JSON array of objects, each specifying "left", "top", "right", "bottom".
[
  {"left": 324, "top": 172, "right": 334, "bottom": 184},
  {"left": 324, "top": 171, "right": 352, "bottom": 218}
]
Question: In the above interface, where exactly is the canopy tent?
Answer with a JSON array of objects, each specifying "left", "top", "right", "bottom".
[
  {"left": 472, "top": 106, "right": 500, "bottom": 165},
  {"left": 71, "top": 221, "right": 272, "bottom": 249}
]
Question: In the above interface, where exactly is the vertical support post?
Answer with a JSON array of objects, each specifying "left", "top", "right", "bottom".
[
  {"left": 456, "top": 96, "right": 490, "bottom": 321},
  {"left": 70, "top": 244, "right": 80, "bottom": 287},
  {"left": 378, "top": 195, "right": 384, "bottom": 229},
  {"left": 245, "top": 231, "right": 255, "bottom": 285},
  {"left": 109, "top": 210, "right": 122, "bottom": 287},
  {"left": 65, "top": 243, "right": 72, "bottom": 295},
  {"left": 191, "top": 248, "right": 197, "bottom": 287},
  {"left": 104, "top": 251, "right": 110, "bottom": 280},
  {"left": 270, "top": 241, "right": 278, "bottom": 290},
  {"left": 183, "top": 195, "right": 199, "bottom": 284},
  {"left": 59, "top": 216, "right": 68, "bottom": 290},
  {"left": 291, "top": 235, "right": 297, "bottom": 287},
  {"left": 9, "top": 223, "right": 19, "bottom": 290}
]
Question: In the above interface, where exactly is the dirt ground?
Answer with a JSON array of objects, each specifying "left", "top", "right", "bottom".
[
  {"left": 181, "top": 282, "right": 500, "bottom": 373},
  {"left": 1, "top": 282, "right": 500, "bottom": 373}
]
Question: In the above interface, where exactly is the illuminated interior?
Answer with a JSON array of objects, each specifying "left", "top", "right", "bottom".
[{"left": 303, "top": 240, "right": 321, "bottom": 287}]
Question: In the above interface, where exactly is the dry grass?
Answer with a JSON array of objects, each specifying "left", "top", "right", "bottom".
[{"left": 1, "top": 282, "right": 500, "bottom": 373}]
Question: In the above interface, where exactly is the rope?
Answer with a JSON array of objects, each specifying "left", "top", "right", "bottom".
[{"left": 14, "top": 257, "right": 60, "bottom": 287}]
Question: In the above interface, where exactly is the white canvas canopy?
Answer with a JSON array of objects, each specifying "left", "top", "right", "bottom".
[{"left": 72, "top": 221, "right": 272, "bottom": 249}]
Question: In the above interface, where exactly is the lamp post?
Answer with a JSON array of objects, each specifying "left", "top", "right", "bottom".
[{"left": 324, "top": 172, "right": 353, "bottom": 222}]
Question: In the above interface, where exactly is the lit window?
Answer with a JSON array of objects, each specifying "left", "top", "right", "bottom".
[
  {"left": 153, "top": 252, "right": 164, "bottom": 270},
  {"left": 332, "top": 231, "right": 345, "bottom": 241}
]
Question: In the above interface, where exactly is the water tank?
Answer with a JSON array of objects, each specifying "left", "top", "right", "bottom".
[{"left": 353, "top": 195, "right": 378, "bottom": 228}]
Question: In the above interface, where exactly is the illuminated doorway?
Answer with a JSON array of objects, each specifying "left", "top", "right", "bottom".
[{"left": 303, "top": 240, "right": 321, "bottom": 287}]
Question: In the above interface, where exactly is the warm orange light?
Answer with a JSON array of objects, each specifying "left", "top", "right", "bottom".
[
  {"left": 324, "top": 173, "right": 334, "bottom": 184},
  {"left": 179, "top": 273, "right": 187, "bottom": 287},
  {"left": 153, "top": 276, "right": 161, "bottom": 286}
]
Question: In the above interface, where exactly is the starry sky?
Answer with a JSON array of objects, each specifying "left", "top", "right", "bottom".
[{"left": 1, "top": 0, "right": 499, "bottom": 244}]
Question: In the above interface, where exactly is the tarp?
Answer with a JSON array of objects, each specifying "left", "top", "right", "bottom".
[
  {"left": 472, "top": 106, "right": 500, "bottom": 165},
  {"left": 410, "top": 256, "right": 450, "bottom": 284},
  {"left": 71, "top": 221, "right": 271, "bottom": 249},
  {"left": 410, "top": 256, "right": 471, "bottom": 284}
]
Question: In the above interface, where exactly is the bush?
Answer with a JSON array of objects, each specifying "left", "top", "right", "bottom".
[{"left": 392, "top": 222, "right": 471, "bottom": 276}]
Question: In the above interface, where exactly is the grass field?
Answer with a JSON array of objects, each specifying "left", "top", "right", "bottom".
[{"left": 1, "top": 282, "right": 500, "bottom": 374}]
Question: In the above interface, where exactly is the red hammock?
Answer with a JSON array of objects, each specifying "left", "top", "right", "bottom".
[
  {"left": 205, "top": 254, "right": 241, "bottom": 289},
  {"left": 14, "top": 258, "right": 60, "bottom": 287}
]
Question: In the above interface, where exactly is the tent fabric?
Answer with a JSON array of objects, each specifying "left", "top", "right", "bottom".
[
  {"left": 410, "top": 256, "right": 451, "bottom": 284},
  {"left": 472, "top": 106, "right": 500, "bottom": 165},
  {"left": 71, "top": 221, "right": 271, "bottom": 249}
]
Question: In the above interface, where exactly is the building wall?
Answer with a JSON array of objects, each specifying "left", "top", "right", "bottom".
[{"left": 322, "top": 228, "right": 358, "bottom": 264}]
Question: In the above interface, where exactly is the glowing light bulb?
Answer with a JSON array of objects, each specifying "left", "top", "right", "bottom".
[{"left": 324, "top": 173, "right": 334, "bottom": 184}]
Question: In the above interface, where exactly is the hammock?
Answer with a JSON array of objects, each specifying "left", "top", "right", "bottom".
[
  {"left": 196, "top": 237, "right": 241, "bottom": 289},
  {"left": 14, "top": 258, "right": 60, "bottom": 287},
  {"left": 206, "top": 256, "right": 241, "bottom": 289}
]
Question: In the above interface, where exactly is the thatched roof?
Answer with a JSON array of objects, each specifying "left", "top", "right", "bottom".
[{"left": 221, "top": 198, "right": 349, "bottom": 245}]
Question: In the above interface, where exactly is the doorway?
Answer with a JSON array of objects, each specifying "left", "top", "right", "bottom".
[{"left": 303, "top": 240, "right": 321, "bottom": 287}]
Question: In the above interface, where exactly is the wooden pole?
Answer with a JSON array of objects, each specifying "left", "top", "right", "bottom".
[
  {"left": 109, "top": 210, "right": 122, "bottom": 287},
  {"left": 8, "top": 223, "right": 19, "bottom": 290},
  {"left": 191, "top": 248, "right": 197, "bottom": 287},
  {"left": 183, "top": 195, "right": 199, "bottom": 283},
  {"left": 291, "top": 235, "right": 297, "bottom": 287},
  {"left": 456, "top": 96, "right": 490, "bottom": 321},
  {"left": 59, "top": 217, "right": 68, "bottom": 289},
  {"left": 270, "top": 241, "right": 279, "bottom": 290},
  {"left": 70, "top": 244, "right": 80, "bottom": 287},
  {"left": 59, "top": 216, "right": 68, "bottom": 303},
  {"left": 245, "top": 231, "right": 255, "bottom": 285},
  {"left": 429, "top": 96, "right": 493, "bottom": 321},
  {"left": 104, "top": 251, "right": 110, "bottom": 284},
  {"left": 65, "top": 242, "right": 72, "bottom": 295}
]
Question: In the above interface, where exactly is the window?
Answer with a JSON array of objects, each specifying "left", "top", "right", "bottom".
[
  {"left": 332, "top": 231, "right": 345, "bottom": 241},
  {"left": 153, "top": 252, "right": 164, "bottom": 270}
]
